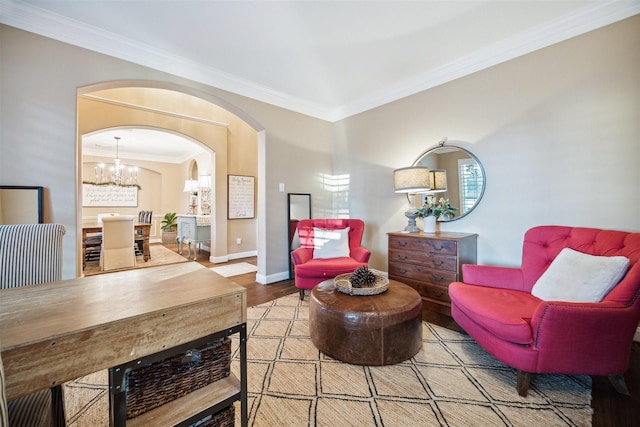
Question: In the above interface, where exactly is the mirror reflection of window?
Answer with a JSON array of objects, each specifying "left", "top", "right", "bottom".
[
  {"left": 412, "top": 143, "right": 485, "bottom": 221},
  {"left": 458, "top": 159, "right": 484, "bottom": 215}
]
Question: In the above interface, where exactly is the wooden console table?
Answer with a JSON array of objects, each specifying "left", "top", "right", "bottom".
[{"left": 0, "top": 262, "right": 247, "bottom": 426}]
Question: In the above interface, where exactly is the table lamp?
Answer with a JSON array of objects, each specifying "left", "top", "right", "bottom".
[{"left": 393, "top": 166, "right": 430, "bottom": 233}]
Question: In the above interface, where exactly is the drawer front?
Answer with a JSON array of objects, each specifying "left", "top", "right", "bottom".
[
  {"left": 421, "top": 282, "right": 451, "bottom": 303},
  {"left": 388, "top": 236, "right": 426, "bottom": 251},
  {"left": 398, "top": 278, "right": 452, "bottom": 304},
  {"left": 423, "top": 253, "right": 457, "bottom": 272},
  {"left": 389, "top": 236, "right": 457, "bottom": 256},
  {"left": 389, "top": 261, "right": 457, "bottom": 285},
  {"left": 420, "top": 239, "right": 457, "bottom": 256},
  {"left": 180, "top": 222, "right": 195, "bottom": 239},
  {"left": 388, "top": 248, "right": 425, "bottom": 265},
  {"left": 389, "top": 249, "right": 457, "bottom": 272}
]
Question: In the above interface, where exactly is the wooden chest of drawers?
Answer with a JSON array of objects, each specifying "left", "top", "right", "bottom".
[{"left": 388, "top": 232, "right": 477, "bottom": 315}]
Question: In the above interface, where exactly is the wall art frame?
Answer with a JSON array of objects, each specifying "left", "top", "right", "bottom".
[{"left": 228, "top": 175, "right": 255, "bottom": 219}]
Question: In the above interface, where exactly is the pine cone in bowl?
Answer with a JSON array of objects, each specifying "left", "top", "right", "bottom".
[{"left": 350, "top": 266, "right": 377, "bottom": 288}]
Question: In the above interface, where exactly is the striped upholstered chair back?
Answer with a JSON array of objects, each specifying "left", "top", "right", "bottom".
[
  {"left": 0, "top": 223, "right": 65, "bottom": 289},
  {"left": 0, "top": 223, "right": 66, "bottom": 427}
]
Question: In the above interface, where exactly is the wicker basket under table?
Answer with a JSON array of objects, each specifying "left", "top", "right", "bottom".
[
  {"left": 198, "top": 405, "right": 235, "bottom": 427},
  {"left": 125, "top": 337, "right": 231, "bottom": 419}
]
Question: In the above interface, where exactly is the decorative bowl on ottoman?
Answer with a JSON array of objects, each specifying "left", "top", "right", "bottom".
[{"left": 334, "top": 268, "right": 389, "bottom": 296}]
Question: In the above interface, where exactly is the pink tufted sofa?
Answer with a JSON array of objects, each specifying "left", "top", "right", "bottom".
[
  {"left": 291, "top": 219, "right": 371, "bottom": 300},
  {"left": 449, "top": 225, "right": 640, "bottom": 396}
]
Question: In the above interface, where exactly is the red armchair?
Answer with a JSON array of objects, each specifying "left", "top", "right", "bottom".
[
  {"left": 449, "top": 225, "right": 640, "bottom": 396},
  {"left": 291, "top": 219, "right": 371, "bottom": 300}
]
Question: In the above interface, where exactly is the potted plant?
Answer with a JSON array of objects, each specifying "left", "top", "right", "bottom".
[
  {"left": 415, "top": 197, "right": 458, "bottom": 233},
  {"left": 161, "top": 212, "right": 178, "bottom": 244}
]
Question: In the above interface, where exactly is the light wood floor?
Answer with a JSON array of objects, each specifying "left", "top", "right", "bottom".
[{"left": 177, "top": 244, "right": 639, "bottom": 426}]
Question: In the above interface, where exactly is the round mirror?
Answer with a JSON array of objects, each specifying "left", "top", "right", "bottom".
[{"left": 411, "top": 142, "right": 485, "bottom": 221}]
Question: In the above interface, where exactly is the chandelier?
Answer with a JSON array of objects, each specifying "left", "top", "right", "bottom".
[{"left": 94, "top": 136, "right": 138, "bottom": 186}]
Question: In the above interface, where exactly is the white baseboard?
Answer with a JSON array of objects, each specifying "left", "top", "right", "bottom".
[
  {"left": 210, "top": 250, "right": 257, "bottom": 264},
  {"left": 229, "top": 250, "right": 257, "bottom": 260},
  {"left": 210, "top": 255, "right": 229, "bottom": 263},
  {"left": 257, "top": 270, "right": 290, "bottom": 285}
]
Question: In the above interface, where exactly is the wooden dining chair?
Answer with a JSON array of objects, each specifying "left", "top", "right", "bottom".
[{"left": 135, "top": 210, "right": 152, "bottom": 258}]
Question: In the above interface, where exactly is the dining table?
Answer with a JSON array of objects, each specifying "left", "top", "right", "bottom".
[
  {"left": 0, "top": 262, "right": 248, "bottom": 426},
  {"left": 82, "top": 222, "right": 151, "bottom": 268}
]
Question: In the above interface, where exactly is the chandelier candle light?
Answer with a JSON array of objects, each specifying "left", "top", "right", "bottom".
[
  {"left": 94, "top": 136, "right": 138, "bottom": 186},
  {"left": 393, "top": 166, "right": 431, "bottom": 233}
]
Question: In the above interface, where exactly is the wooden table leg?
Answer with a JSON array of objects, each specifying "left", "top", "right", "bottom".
[
  {"left": 143, "top": 225, "right": 150, "bottom": 262},
  {"left": 82, "top": 228, "right": 87, "bottom": 269}
]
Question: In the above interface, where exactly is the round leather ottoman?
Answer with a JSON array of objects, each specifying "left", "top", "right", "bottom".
[{"left": 309, "top": 279, "right": 423, "bottom": 365}]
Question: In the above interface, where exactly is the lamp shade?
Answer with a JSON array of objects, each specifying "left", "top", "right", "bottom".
[
  {"left": 428, "top": 169, "right": 447, "bottom": 193},
  {"left": 393, "top": 166, "right": 431, "bottom": 193},
  {"left": 198, "top": 175, "right": 212, "bottom": 188},
  {"left": 183, "top": 179, "right": 198, "bottom": 193}
]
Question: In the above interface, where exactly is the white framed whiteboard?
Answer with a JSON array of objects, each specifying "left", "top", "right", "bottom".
[{"left": 228, "top": 175, "right": 255, "bottom": 219}]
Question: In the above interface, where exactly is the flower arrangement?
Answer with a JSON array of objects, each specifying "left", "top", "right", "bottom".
[{"left": 415, "top": 196, "right": 458, "bottom": 220}]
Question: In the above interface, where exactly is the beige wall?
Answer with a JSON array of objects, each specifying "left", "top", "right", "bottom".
[
  {"left": 334, "top": 15, "right": 640, "bottom": 270},
  {"left": 0, "top": 24, "right": 334, "bottom": 280},
  {"left": 81, "top": 155, "right": 182, "bottom": 241},
  {"left": 1, "top": 16, "right": 638, "bottom": 280},
  {"left": 78, "top": 90, "right": 258, "bottom": 260}
]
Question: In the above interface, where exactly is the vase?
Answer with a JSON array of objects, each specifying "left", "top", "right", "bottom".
[{"left": 422, "top": 216, "right": 436, "bottom": 234}]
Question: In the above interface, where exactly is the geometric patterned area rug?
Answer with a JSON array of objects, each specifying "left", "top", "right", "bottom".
[
  {"left": 232, "top": 293, "right": 593, "bottom": 426},
  {"left": 64, "top": 370, "right": 108, "bottom": 425},
  {"left": 63, "top": 293, "right": 593, "bottom": 426}
]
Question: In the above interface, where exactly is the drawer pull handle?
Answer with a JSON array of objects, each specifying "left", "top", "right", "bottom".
[
  {"left": 396, "top": 254, "right": 408, "bottom": 260},
  {"left": 399, "top": 268, "right": 408, "bottom": 274},
  {"left": 431, "top": 260, "right": 444, "bottom": 266},
  {"left": 398, "top": 241, "right": 408, "bottom": 247},
  {"left": 431, "top": 274, "right": 445, "bottom": 281},
  {"left": 430, "top": 290, "right": 445, "bottom": 298},
  {"left": 430, "top": 243, "right": 445, "bottom": 251}
]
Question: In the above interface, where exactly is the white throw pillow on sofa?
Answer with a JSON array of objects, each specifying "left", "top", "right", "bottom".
[
  {"left": 531, "top": 248, "right": 630, "bottom": 302},
  {"left": 313, "top": 227, "right": 350, "bottom": 259}
]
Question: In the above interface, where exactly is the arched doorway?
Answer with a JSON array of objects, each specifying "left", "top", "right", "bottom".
[
  {"left": 81, "top": 126, "right": 215, "bottom": 242},
  {"left": 76, "top": 81, "right": 265, "bottom": 279}
]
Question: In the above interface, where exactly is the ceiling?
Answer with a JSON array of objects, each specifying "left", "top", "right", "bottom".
[
  {"left": 3, "top": 1, "right": 638, "bottom": 123},
  {"left": 82, "top": 128, "right": 207, "bottom": 164}
]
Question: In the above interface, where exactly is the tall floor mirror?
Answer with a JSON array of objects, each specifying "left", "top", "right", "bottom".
[
  {"left": 0, "top": 186, "right": 44, "bottom": 224},
  {"left": 288, "top": 193, "right": 311, "bottom": 279}
]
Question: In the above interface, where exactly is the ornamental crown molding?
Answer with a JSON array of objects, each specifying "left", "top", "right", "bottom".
[{"left": 1, "top": 0, "right": 638, "bottom": 122}]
